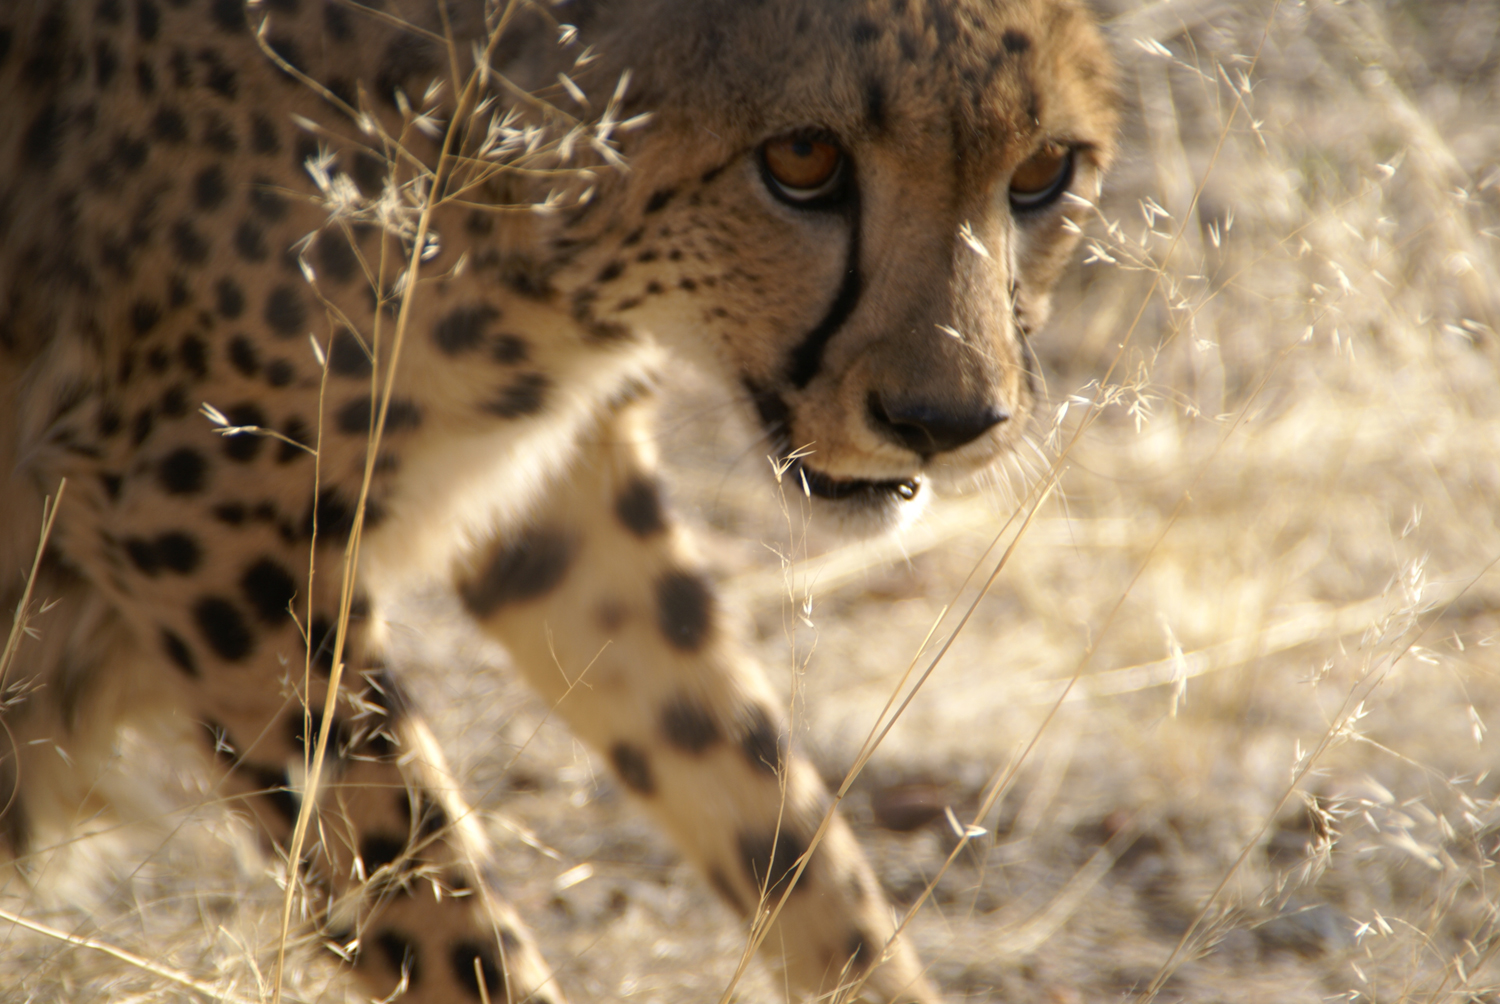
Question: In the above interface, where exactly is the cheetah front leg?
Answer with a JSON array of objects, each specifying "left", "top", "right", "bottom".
[
  {"left": 457, "top": 395, "right": 941, "bottom": 1004},
  {"left": 128, "top": 552, "right": 567, "bottom": 1003},
  {"left": 17, "top": 476, "right": 566, "bottom": 1002},
  {"left": 195, "top": 654, "right": 565, "bottom": 1004}
]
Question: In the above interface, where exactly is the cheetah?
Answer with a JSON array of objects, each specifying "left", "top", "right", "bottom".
[{"left": 0, "top": 1, "right": 1116, "bottom": 1001}]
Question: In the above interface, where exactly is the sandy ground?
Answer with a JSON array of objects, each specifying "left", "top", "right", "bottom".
[{"left": 5, "top": 0, "right": 1500, "bottom": 1001}]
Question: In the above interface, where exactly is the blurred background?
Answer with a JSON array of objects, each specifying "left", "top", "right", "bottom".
[{"left": 6, "top": 1, "right": 1500, "bottom": 1001}]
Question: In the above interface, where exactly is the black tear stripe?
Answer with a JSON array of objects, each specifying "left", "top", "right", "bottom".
[{"left": 786, "top": 191, "right": 863, "bottom": 389}]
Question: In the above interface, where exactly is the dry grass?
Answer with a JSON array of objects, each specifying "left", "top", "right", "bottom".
[{"left": 5, "top": 0, "right": 1500, "bottom": 1001}]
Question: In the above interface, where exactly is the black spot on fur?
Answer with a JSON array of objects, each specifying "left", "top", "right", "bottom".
[
  {"left": 299, "top": 487, "right": 367, "bottom": 542},
  {"left": 265, "top": 359, "right": 294, "bottom": 387},
  {"left": 157, "top": 533, "right": 201, "bottom": 573},
  {"left": 218, "top": 403, "right": 264, "bottom": 461},
  {"left": 323, "top": 2, "right": 354, "bottom": 41},
  {"left": 484, "top": 372, "right": 551, "bottom": 419},
  {"left": 375, "top": 33, "right": 439, "bottom": 107},
  {"left": 95, "top": 40, "right": 120, "bottom": 86},
  {"left": 335, "top": 396, "right": 421, "bottom": 435},
  {"left": 151, "top": 106, "right": 187, "bottom": 144},
  {"left": 491, "top": 334, "right": 529, "bottom": 365},
  {"left": 615, "top": 476, "right": 665, "bottom": 538},
  {"left": 350, "top": 150, "right": 385, "bottom": 197},
  {"left": 169, "top": 219, "right": 209, "bottom": 262},
  {"left": 193, "top": 165, "right": 227, "bottom": 211},
  {"left": 327, "top": 327, "right": 371, "bottom": 376},
  {"left": 228, "top": 334, "right": 260, "bottom": 375},
  {"left": 434, "top": 304, "right": 498, "bottom": 354},
  {"left": 609, "top": 743, "right": 655, "bottom": 795},
  {"left": 158, "top": 447, "right": 207, "bottom": 494},
  {"left": 178, "top": 334, "right": 208, "bottom": 377},
  {"left": 250, "top": 114, "right": 280, "bottom": 154},
  {"left": 364, "top": 664, "right": 411, "bottom": 721},
  {"left": 215, "top": 278, "right": 244, "bottom": 319},
  {"left": 265, "top": 33, "right": 302, "bottom": 75},
  {"left": 313, "top": 230, "right": 359, "bottom": 283},
  {"left": 247, "top": 764, "right": 299, "bottom": 827},
  {"left": 852, "top": 17, "right": 880, "bottom": 44},
  {"left": 194, "top": 596, "right": 253, "bottom": 660},
  {"left": 264, "top": 284, "right": 306, "bottom": 337},
  {"left": 160, "top": 384, "right": 189, "bottom": 417},
  {"left": 125, "top": 538, "right": 158, "bottom": 574},
  {"left": 450, "top": 941, "right": 505, "bottom": 1001},
  {"left": 241, "top": 558, "right": 298, "bottom": 623},
  {"left": 327, "top": 73, "right": 358, "bottom": 108},
  {"left": 22, "top": 11, "right": 75, "bottom": 89},
  {"left": 375, "top": 930, "right": 422, "bottom": 986},
  {"left": 739, "top": 703, "right": 785, "bottom": 777},
  {"left": 213, "top": 502, "right": 246, "bottom": 525},
  {"left": 843, "top": 929, "right": 874, "bottom": 973},
  {"left": 738, "top": 826, "right": 810, "bottom": 898},
  {"left": 167, "top": 47, "right": 191, "bottom": 87},
  {"left": 97, "top": 405, "right": 123, "bottom": 438},
  {"left": 661, "top": 696, "right": 721, "bottom": 753},
  {"left": 360, "top": 832, "right": 407, "bottom": 874},
  {"left": 162, "top": 627, "right": 197, "bottom": 676},
  {"left": 167, "top": 275, "right": 191, "bottom": 308},
  {"left": 401, "top": 791, "right": 449, "bottom": 841},
  {"left": 234, "top": 219, "right": 267, "bottom": 261},
  {"left": 304, "top": 614, "right": 335, "bottom": 672},
  {"left": 1003, "top": 28, "right": 1031, "bottom": 53},
  {"left": 865, "top": 78, "right": 887, "bottom": 130},
  {"left": 199, "top": 54, "right": 237, "bottom": 100},
  {"left": 464, "top": 210, "right": 493, "bottom": 236},
  {"left": 459, "top": 528, "right": 575, "bottom": 618},
  {"left": 595, "top": 260, "right": 624, "bottom": 284},
  {"left": 131, "top": 408, "right": 154, "bottom": 446},
  {"left": 708, "top": 866, "right": 745, "bottom": 914},
  {"left": 23, "top": 103, "right": 66, "bottom": 167},
  {"left": 644, "top": 187, "right": 676, "bottom": 214},
  {"left": 202, "top": 720, "right": 235, "bottom": 762},
  {"left": 288, "top": 710, "right": 337, "bottom": 755},
  {"left": 209, "top": 0, "right": 245, "bottom": 32},
  {"left": 275, "top": 416, "right": 308, "bottom": 462},
  {"left": 135, "top": 0, "right": 161, "bottom": 41},
  {"left": 656, "top": 571, "right": 712, "bottom": 651},
  {"left": 248, "top": 177, "right": 287, "bottom": 221},
  {"left": 294, "top": 133, "right": 319, "bottom": 175},
  {"left": 130, "top": 299, "right": 161, "bottom": 337},
  {"left": 128, "top": 532, "right": 200, "bottom": 575}
]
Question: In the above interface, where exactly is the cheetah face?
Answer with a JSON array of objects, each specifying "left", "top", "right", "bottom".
[{"left": 558, "top": 0, "right": 1117, "bottom": 532}]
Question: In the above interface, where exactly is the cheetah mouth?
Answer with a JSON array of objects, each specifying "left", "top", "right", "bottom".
[
  {"left": 785, "top": 458, "right": 922, "bottom": 503},
  {"left": 747, "top": 385, "right": 921, "bottom": 507}
]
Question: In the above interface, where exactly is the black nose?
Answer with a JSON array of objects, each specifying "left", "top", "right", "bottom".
[{"left": 868, "top": 393, "right": 1009, "bottom": 456}]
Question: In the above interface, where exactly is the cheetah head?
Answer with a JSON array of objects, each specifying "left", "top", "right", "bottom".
[{"left": 555, "top": 0, "right": 1117, "bottom": 533}]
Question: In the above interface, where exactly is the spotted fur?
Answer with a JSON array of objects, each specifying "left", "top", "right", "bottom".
[{"left": 0, "top": 1, "right": 1116, "bottom": 1002}]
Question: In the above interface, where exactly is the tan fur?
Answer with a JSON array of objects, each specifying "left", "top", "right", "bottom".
[{"left": 0, "top": 1, "right": 1115, "bottom": 1001}]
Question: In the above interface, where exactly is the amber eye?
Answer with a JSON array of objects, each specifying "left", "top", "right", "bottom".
[
  {"left": 1008, "top": 142, "right": 1074, "bottom": 212},
  {"left": 760, "top": 135, "right": 844, "bottom": 202}
]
